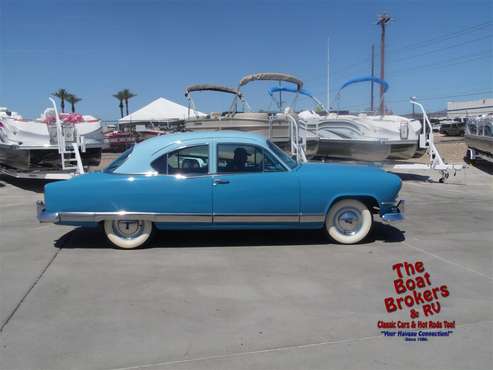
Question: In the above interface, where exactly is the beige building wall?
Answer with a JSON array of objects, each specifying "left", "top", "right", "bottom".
[{"left": 447, "top": 98, "right": 493, "bottom": 118}]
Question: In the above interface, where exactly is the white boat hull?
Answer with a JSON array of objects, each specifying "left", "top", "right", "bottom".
[{"left": 0, "top": 116, "right": 104, "bottom": 170}]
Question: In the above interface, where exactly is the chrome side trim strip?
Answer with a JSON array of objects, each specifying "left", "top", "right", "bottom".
[
  {"left": 59, "top": 212, "right": 212, "bottom": 223},
  {"left": 213, "top": 214, "right": 299, "bottom": 223},
  {"left": 300, "top": 214, "right": 325, "bottom": 223},
  {"left": 55, "top": 211, "right": 326, "bottom": 224}
]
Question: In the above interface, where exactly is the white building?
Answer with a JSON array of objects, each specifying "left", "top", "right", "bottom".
[{"left": 447, "top": 98, "right": 493, "bottom": 118}]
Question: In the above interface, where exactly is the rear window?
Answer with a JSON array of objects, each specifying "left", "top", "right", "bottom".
[
  {"left": 104, "top": 146, "right": 134, "bottom": 173},
  {"left": 151, "top": 145, "right": 209, "bottom": 175}
]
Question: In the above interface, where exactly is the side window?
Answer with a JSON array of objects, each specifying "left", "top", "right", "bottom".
[
  {"left": 151, "top": 145, "right": 209, "bottom": 175},
  {"left": 217, "top": 143, "right": 285, "bottom": 173},
  {"left": 217, "top": 144, "right": 262, "bottom": 173}
]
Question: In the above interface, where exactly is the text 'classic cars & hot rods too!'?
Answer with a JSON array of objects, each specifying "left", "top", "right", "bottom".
[{"left": 37, "top": 131, "right": 404, "bottom": 249}]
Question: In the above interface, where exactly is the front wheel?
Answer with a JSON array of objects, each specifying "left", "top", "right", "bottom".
[
  {"left": 104, "top": 219, "right": 154, "bottom": 249},
  {"left": 325, "top": 199, "right": 373, "bottom": 244}
]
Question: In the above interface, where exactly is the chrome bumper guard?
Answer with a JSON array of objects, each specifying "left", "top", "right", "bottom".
[
  {"left": 381, "top": 200, "right": 405, "bottom": 223},
  {"left": 36, "top": 201, "right": 59, "bottom": 223}
]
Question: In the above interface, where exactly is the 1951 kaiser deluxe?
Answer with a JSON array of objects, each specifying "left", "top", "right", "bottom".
[{"left": 37, "top": 131, "right": 404, "bottom": 249}]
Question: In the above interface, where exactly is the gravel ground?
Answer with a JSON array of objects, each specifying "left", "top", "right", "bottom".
[{"left": 408, "top": 134, "right": 467, "bottom": 165}]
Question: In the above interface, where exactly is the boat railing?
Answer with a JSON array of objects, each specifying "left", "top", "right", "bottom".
[
  {"left": 410, "top": 99, "right": 433, "bottom": 150},
  {"left": 49, "top": 97, "right": 85, "bottom": 174},
  {"left": 285, "top": 111, "right": 307, "bottom": 163}
]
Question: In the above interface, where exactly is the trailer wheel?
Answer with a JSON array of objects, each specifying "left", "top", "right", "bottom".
[
  {"left": 104, "top": 219, "right": 154, "bottom": 249},
  {"left": 325, "top": 199, "right": 373, "bottom": 244}
]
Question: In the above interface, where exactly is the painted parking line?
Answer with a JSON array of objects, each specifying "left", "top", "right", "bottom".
[{"left": 403, "top": 240, "right": 493, "bottom": 281}]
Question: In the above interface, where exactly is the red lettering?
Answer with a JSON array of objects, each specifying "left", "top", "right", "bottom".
[
  {"left": 394, "top": 279, "right": 406, "bottom": 294},
  {"left": 396, "top": 296, "right": 405, "bottom": 309},
  {"left": 415, "top": 276, "right": 427, "bottom": 289},
  {"left": 415, "top": 261, "right": 424, "bottom": 273},
  {"left": 424, "top": 272, "right": 432, "bottom": 285},
  {"left": 404, "top": 261, "right": 416, "bottom": 276},
  {"left": 393, "top": 263, "right": 404, "bottom": 278},
  {"left": 440, "top": 285, "right": 450, "bottom": 298},
  {"left": 413, "top": 290, "right": 425, "bottom": 305},
  {"left": 423, "top": 304, "right": 432, "bottom": 316},
  {"left": 404, "top": 295, "right": 415, "bottom": 307},
  {"left": 423, "top": 302, "right": 441, "bottom": 317},
  {"left": 406, "top": 278, "right": 416, "bottom": 291},
  {"left": 384, "top": 297, "right": 397, "bottom": 313},
  {"left": 423, "top": 290, "right": 433, "bottom": 302},
  {"left": 432, "top": 287, "right": 440, "bottom": 300}
]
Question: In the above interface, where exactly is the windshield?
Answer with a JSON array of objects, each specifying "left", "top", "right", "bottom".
[
  {"left": 266, "top": 140, "right": 298, "bottom": 169},
  {"left": 104, "top": 146, "right": 134, "bottom": 173}
]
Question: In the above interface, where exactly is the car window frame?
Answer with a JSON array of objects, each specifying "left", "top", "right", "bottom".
[
  {"left": 215, "top": 142, "right": 289, "bottom": 175},
  {"left": 150, "top": 143, "right": 211, "bottom": 177}
]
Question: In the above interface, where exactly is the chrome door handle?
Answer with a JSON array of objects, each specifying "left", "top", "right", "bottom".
[{"left": 213, "top": 179, "right": 230, "bottom": 185}]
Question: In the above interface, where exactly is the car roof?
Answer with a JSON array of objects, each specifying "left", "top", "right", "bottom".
[
  {"left": 112, "top": 131, "right": 270, "bottom": 174},
  {"left": 134, "top": 130, "right": 268, "bottom": 154}
]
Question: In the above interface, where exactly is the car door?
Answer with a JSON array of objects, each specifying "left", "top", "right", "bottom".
[
  {"left": 149, "top": 144, "right": 213, "bottom": 225},
  {"left": 212, "top": 142, "right": 300, "bottom": 225}
]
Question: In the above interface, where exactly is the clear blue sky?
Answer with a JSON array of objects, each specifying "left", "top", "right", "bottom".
[{"left": 1, "top": 0, "right": 492, "bottom": 119}]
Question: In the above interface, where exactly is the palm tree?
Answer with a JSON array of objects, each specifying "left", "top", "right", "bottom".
[
  {"left": 52, "top": 88, "right": 70, "bottom": 113},
  {"left": 113, "top": 91, "right": 126, "bottom": 118},
  {"left": 120, "top": 89, "right": 137, "bottom": 116},
  {"left": 66, "top": 94, "right": 82, "bottom": 113}
]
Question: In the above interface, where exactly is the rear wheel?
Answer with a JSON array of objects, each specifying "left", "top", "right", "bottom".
[
  {"left": 325, "top": 199, "right": 372, "bottom": 244},
  {"left": 104, "top": 219, "right": 153, "bottom": 249}
]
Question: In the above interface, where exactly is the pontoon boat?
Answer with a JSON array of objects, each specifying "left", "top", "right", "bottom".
[{"left": 184, "top": 76, "right": 319, "bottom": 156}]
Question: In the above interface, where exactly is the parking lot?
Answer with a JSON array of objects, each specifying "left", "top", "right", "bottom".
[{"left": 0, "top": 164, "right": 492, "bottom": 370}]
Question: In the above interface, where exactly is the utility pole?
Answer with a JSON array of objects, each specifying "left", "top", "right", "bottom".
[
  {"left": 370, "top": 44, "right": 375, "bottom": 113},
  {"left": 327, "top": 37, "right": 330, "bottom": 112},
  {"left": 377, "top": 13, "right": 391, "bottom": 116}
]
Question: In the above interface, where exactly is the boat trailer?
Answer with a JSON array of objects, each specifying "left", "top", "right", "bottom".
[{"left": 391, "top": 100, "right": 465, "bottom": 183}]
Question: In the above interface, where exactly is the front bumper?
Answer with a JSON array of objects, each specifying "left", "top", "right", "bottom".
[
  {"left": 380, "top": 200, "right": 405, "bottom": 222},
  {"left": 36, "top": 201, "right": 59, "bottom": 223}
]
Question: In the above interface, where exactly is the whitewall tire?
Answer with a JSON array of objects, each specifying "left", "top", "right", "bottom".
[
  {"left": 325, "top": 199, "right": 373, "bottom": 244},
  {"left": 104, "top": 219, "right": 153, "bottom": 249}
]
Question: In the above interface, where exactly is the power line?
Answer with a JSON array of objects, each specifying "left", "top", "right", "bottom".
[
  {"left": 305, "top": 21, "right": 493, "bottom": 87},
  {"left": 388, "top": 21, "right": 492, "bottom": 54},
  {"left": 305, "top": 21, "right": 493, "bottom": 85},
  {"left": 336, "top": 90, "right": 493, "bottom": 110},
  {"left": 389, "top": 34, "right": 493, "bottom": 63},
  {"left": 388, "top": 51, "right": 491, "bottom": 74}
]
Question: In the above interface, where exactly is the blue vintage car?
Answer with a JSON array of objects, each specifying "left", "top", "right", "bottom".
[{"left": 37, "top": 131, "right": 404, "bottom": 249}]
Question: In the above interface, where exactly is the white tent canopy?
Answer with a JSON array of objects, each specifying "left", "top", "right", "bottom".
[{"left": 119, "top": 97, "right": 204, "bottom": 123}]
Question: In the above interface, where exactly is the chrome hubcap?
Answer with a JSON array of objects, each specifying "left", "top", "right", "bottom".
[
  {"left": 112, "top": 220, "right": 145, "bottom": 240},
  {"left": 334, "top": 207, "right": 362, "bottom": 236}
]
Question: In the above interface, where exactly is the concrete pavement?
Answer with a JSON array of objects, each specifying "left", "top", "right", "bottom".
[{"left": 0, "top": 165, "right": 492, "bottom": 370}]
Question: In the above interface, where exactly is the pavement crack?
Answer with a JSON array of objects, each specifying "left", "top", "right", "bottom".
[{"left": 0, "top": 232, "right": 72, "bottom": 334}]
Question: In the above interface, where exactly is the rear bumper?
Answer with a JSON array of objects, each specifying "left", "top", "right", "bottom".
[
  {"left": 36, "top": 201, "right": 59, "bottom": 223},
  {"left": 380, "top": 200, "right": 405, "bottom": 222}
]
